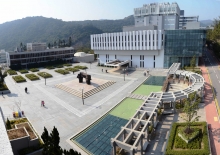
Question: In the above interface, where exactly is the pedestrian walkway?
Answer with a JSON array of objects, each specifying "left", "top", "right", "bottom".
[{"left": 200, "top": 65, "right": 220, "bottom": 155}]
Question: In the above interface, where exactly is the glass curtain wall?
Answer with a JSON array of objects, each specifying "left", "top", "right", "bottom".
[{"left": 164, "top": 29, "right": 206, "bottom": 68}]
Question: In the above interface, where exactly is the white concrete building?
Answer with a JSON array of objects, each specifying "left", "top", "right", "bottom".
[
  {"left": 27, "top": 43, "right": 47, "bottom": 51},
  {"left": 0, "top": 50, "right": 10, "bottom": 68}
]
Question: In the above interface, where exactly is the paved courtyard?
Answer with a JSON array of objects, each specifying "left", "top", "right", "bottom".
[{"left": 0, "top": 62, "right": 210, "bottom": 155}]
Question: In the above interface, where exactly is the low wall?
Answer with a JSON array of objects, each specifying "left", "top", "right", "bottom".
[{"left": 0, "top": 90, "right": 11, "bottom": 94}]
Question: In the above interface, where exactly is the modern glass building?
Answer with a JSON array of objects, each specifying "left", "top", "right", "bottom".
[{"left": 164, "top": 29, "right": 206, "bottom": 68}]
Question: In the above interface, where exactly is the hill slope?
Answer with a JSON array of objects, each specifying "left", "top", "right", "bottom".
[{"left": 0, "top": 16, "right": 134, "bottom": 51}]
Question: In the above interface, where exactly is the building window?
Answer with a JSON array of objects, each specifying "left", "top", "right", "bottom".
[
  {"left": 115, "top": 55, "right": 117, "bottom": 59},
  {"left": 154, "top": 62, "right": 155, "bottom": 68},
  {"left": 131, "top": 55, "right": 132, "bottom": 60},
  {"left": 154, "top": 55, "right": 155, "bottom": 60}
]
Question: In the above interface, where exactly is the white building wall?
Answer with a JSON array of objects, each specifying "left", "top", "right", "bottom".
[
  {"left": 155, "top": 50, "right": 164, "bottom": 68},
  {"left": 132, "top": 55, "right": 140, "bottom": 68},
  {"left": 144, "top": 55, "right": 154, "bottom": 68}
]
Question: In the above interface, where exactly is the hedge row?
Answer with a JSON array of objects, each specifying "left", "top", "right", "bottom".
[
  {"left": 12, "top": 75, "right": 26, "bottom": 83},
  {"left": 0, "top": 83, "right": 9, "bottom": 91},
  {"left": 19, "top": 69, "right": 29, "bottom": 74},
  {"left": 55, "top": 69, "right": 69, "bottom": 75},
  {"left": 74, "top": 65, "right": 88, "bottom": 70},
  {"left": 25, "top": 74, "right": 40, "bottom": 81},
  {"left": 37, "top": 72, "right": 53, "bottom": 78},
  {"left": 165, "top": 122, "right": 210, "bottom": 155},
  {"left": 7, "top": 70, "right": 17, "bottom": 75},
  {"left": 63, "top": 63, "right": 72, "bottom": 66},
  {"left": 65, "top": 68, "right": 79, "bottom": 72},
  {"left": 29, "top": 68, "right": 39, "bottom": 72},
  {"left": 46, "top": 66, "right": 55, "bottom": 70}
]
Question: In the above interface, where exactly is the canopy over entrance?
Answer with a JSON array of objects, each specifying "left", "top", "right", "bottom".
[{"left": 105, "top": 59, "right": 130, "bottom": 67}]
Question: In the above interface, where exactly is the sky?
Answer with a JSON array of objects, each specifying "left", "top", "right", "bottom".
[{"left": 0, "top": 0, "right": 219, "bottom": 24}]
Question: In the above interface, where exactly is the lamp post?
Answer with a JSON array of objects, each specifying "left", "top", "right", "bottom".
[
  {"left": 44, "top": 73, "right": 46, "bottom": 85},
  {"left": 80, "top": 87, "right": 84, "bottom": 105},
  {"left": 123, "top": 68, "right": 126, "bottom": 81}
]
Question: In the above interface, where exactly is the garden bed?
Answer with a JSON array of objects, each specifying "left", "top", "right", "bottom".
[
  {"left": 46, "top": 66, "right": 55, "bottom": 70},
  {"left": 19, "top": 69, "right": 29, "bottom": 74},
  {"left": 55, "top": 69, "right": 69, "bottom": 75},
  {"left": 54, "top": 64, "right": 63, "bottom": 68},
  {"left": 16, "top": 122, "right": 37, "bottom": 139},
  {"left": 63, "top": 63, "right": 72, "bottom": 66},
  {"left": 7, "top": 69, "right": 17, "bottom": 75},
  {"left": 7, "top": 128, "right": 28, "bottom": 140},
  {"left": 165, "top": 122, "right": 210, "bottom": 155},
  {"left": 37, "top": 72, "right": 53, "bottom": 78},
  {"left": 25, "top": 74, "right": 40, "bottom": 81},
  {"left": 29, "top": 68, "right": 39, "bottom": 72},
  {"left": 0, "top": 83, "right": 9, "bottom": 91},
  {"left": 74, "top": 65, "right": 88, "bottom": 70},
  {"left": 65, "top": 67, "right": 79, "bottom": 72},
  {"left": 12, "top": 75, "right": 26, "bottom": 83}
]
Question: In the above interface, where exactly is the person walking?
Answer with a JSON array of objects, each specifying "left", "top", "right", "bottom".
[{"left": 41, "top": 101, "right": 45, "bottom": 107}]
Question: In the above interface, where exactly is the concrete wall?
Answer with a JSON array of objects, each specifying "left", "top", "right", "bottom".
[
  {"left": 73, "top": 54, "right": 94, "bottom": 63},
  {"left": 185, "top": 22, "right": 200, "bottom": 29}
]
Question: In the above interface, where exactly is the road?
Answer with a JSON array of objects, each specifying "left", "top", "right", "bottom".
[{"left": 203, "top": 49, "right": 220, "bottom": 114}]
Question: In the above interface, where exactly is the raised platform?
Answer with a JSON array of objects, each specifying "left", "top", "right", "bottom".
[{"left": 56, "top": 78, "right": 115, "bottom": 99}]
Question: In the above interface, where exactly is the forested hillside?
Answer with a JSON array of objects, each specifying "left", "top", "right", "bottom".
[{"left": 0, "top": 16, "right": 134, "bottom": 51}]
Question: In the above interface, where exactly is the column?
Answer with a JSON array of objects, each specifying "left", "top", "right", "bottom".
[
  {"left": 143, "top": 30, "right": 146, "bottom": 50},
  {"left": 147, "top": 30, "right": 149, "bottom": 50},
  {"left": 112, "top": 141, "right": 116, "bottom": 155},
  {"left": 140, "top": 135, "right": 143, "bottom": 155},
  {"left": 133, "top": 31, "right": 135, "bottom": 50},
  {"left": 129, "top": 31, "right": 132, "bottom": 50},
  {"left": 91, "top": 35, "right": 94, "bottom": 49},
  {"left": 126, "top": 32, "right": 129, "bottom": 50},
  {"left": 150, "top": 30, "right": 153, "bottom": 50},
  {"left": 140, "top": 31, "right": 143, "bottom": 50},
  {"left": 136, "top": 31, "right": 139, "bottom": 50},
  {"left": 158, "top": 30, "right": 161, "bottom": 50}
]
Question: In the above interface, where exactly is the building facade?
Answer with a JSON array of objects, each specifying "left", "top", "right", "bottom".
[
  {"left": 90, "top": 2, "right": 206, "bottom": 68},
  {"left": 0, "top": 50, "right": 10, "bottom": 67},
  {"left": 27, "top": 43, "right": 47, "bottom": 51},
  {"left": 9, "top": 47, "right": 74, "bottom": 67}
]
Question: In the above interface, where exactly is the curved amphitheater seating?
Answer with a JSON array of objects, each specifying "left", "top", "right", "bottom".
[{"left": 111, "top": 64, "right": 205, "bottom": 155}]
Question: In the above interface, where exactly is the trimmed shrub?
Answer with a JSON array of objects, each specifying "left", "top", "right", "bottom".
[
  {"left": 37, "top": 72, "right": 53, "bottom": 78},
  {"left": 19, "top": 69, "right": 29, "bottom": 74},
  {"left": 25, "top": 74, "right": 40, "bottom": 81},
  {"left": 46, "top": 66, "right": 55, "bottom": 70},
  {"left": 12, "top": 75, "right": 26, "bottom": 83},
  {"left": 63, "top": 63, "right": 72, "bottom": 67},
  {"left": 0, "top": 83, "right": 9, "bottom": 91},
  {"left": 54, "top": 64, "right": 63, "bottom": 68},
  {"left": 65, "top": 67, "right": 79, "bottom": 72},
  {"left": 165, "top": 122, "right": 210, "bottom": 155},
  {"left": 74, "top": 65, "right": 88, "bottom": 70},
  {"left": 7, "top": 70, "right": 17, "bottom": 75},
  {"left": 29, "top": 68, "right": 39, "bottom": 72},
  {"left": 55, "top": 69, "right": 69, "bottom": 75}
]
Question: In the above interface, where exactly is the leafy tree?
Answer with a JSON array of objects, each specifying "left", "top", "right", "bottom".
[
  {"left": 54, "top": 41, "right": 57, "bottom": 47},
  {"left": 181, "top": 92, "right": 200, "bottom": 134},
  {"left": 0, "top": 69, "right": 7, "bottom": 83},
  {"left": 190, "top": 55, "right": 196, "bottom": 71},
  {"left": 48, "top": 43, "right": 51, "bottom": 49},
  {"left": 6, "top": 118, "right": 12, "bottom": 129},
  {"left": 69, "top": 37, "right": 72, "bottom": 47}
]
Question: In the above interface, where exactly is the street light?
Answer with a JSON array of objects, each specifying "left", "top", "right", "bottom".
[
  {"left": 43, "top": 73, "right": 46, "bottom": 85},
  {"left": 123, "top": 68, "right": 126, "bottom": 81},
  {"left": 80, "top": 87, "right": 84, "bottom": 105}
]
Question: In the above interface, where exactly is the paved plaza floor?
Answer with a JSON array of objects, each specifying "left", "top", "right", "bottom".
[{"left": 1, "top": 62, "right": 198, "bottom": 155}]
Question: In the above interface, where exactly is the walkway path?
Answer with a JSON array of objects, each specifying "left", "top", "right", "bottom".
[{"left": 200, "top": 62, "right": 220, "bottom": 155}]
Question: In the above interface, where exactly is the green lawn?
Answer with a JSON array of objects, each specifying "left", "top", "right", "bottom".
[
  {"left": 110, "top": 98, "right": 143, "bottom": 120},
  {"left": 133, "top": 85, "right": 162, "bottom": 96}
]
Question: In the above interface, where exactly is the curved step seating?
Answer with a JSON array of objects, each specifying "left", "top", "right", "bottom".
[
  {"left": 168, "top": 84, "right": 185, "bottom": 92},
  {"left": 56, "top": 81, "right": 115, "bottom": 99}
]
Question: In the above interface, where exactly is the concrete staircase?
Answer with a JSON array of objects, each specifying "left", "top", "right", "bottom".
[
  {"left": 127, "top": 93, "right": 148, "bottom": 100},
  {"left": 56, "top": 81, "right": 115, "bottom": 99}
]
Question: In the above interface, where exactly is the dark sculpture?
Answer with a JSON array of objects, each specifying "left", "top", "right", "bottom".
[{"left": 77, "top": 72, "right": 92, "bottom": 85}]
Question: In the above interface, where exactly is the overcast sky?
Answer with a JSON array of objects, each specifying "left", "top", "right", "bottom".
[{"left": 0, "top": 0, "right": 219, "bottom": 24}]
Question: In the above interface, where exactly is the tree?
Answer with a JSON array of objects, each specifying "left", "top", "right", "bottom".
[
  {"left": 6, "top": 118, "right": 12, "bottom": 129},
  {"left": 58, "top": 39, "right": 61, "bottom": 48},
  {"left": 190, "top": 55, "right": 196, "bottom": 71},
  {"left": 41, "top": 127, "right": 51, "bottom": 155},
  {"left": 41, "top": 126, "right": 80, "bottom": 155},
  {"left": 181, "top": 92, "right": 200, "bottom": 134},
  {"left": 0, "top": 69, "right": 7, "bottom": 83},
  {"left": 54, "top": 41, "right": 57, "bottom": 47},
  {"left": 69, "top": 37, "right": 72, "bottom": 47},
  {"left": 48, "top": 43, "right": 51, "bottom": 49},
  {"left": 63, "top": 40, "right": 65, "bottom": 47}
]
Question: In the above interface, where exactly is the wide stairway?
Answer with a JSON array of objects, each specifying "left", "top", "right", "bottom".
[{"left": 56, "top": 81, "right": 115, "bottom": 99}]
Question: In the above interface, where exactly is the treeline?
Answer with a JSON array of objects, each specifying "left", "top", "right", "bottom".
[
  {"left": 0, "top": 16, "right": 134, "bottom": 51},
  {"left": 207, "top": 16, "right": 220, "bottom": 57}
]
